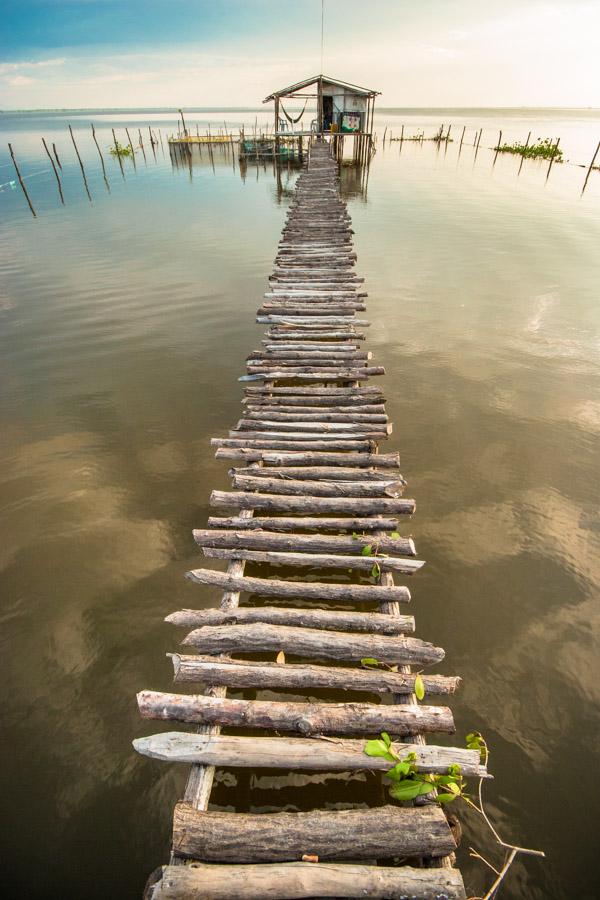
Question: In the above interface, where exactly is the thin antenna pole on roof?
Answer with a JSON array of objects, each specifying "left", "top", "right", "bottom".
[{"left": 320, "top": 0, "right": 325, "bottom": 73}]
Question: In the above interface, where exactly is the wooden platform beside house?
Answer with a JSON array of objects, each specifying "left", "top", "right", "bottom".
[{"left": 134, "top": 140, "right": 481, "bottom": 899}]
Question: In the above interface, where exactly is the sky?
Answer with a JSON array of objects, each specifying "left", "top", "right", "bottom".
[{"left": 1, "top": 0, "right": 599, "bottom": 110}]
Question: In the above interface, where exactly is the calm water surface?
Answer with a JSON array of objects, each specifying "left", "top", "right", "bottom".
[{"left": 1, "top": 110, "right": 599, "bottom": 899}]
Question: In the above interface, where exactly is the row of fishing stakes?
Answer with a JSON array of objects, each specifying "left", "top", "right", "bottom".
[
  {"left": 381, "top": 124, "right": 600, "bottom": 192},
  {"left": 7, "top": 124, "right": 600, "bottom": 217},
  {"left": 6, "top": 124, "right": 166, "bottom": 216}
]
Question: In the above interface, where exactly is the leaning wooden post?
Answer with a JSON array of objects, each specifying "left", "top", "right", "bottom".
[
  {"left": 125, "top": 127, "right": 137, "bottom": 169},
  {"left": 581, "top": 138, "right": 600, "bottom": 195},
  {"left": 138, "top": 129, "right": 147, "bottom": 164},
  {"left": 458, "top": 125, "right": 466, "bottom": 151},
  {"left": 400, "top": 124, "right": 404, "bottom": 143},
  {"left": 546, "top": 137, "right": 560, "bottom": 181},
  {"left": 179, "top": 108, "right": 188, "bottom": 138},
  {"left": 41, "top": 137, "right": 64, "bottom": 204},
  {"left": 68, "top": 125, "right": 92, "bottom": 201},
  {"left": 90, "top": 123, "right": 108, "bottom": 180},
  {"left": 493, "top": 130, "right": 502, "bottom": 165},
  {"left": 8, "top": 143, "right": 36, "bottom": 217},
  {"left": 112, "top": 128, "right": 125, "bottom": 178},
  {"left": 52, "top": 142, "right": 62, "bottom": 169},
  {"left": 517, "top": 131, "right": 531, "bottom": 175}
]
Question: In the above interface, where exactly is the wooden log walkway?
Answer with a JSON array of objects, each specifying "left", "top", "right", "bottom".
[{"left": 135, "top": 141, "right": 481, "bottom": 899}]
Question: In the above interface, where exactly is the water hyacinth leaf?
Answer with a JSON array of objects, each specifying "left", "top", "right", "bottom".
[
  {"left": 364, "top": 739, "right": 395, "bottom": 759},
  {"left": 381, "top": 732, "right": 391, "bottom": 747},
  {"left": 361, "top": 657, "right": 380, "bottom": 667},
  {"left": 437, "top": 793, "right": 458, "bottom": 805},
  {"left": 386, "top": 761, "right": 411, "bottom": 781},
  {"left": 389, "top": 780, "right": 424, "bottom": 801},
  {"left": 361, "top": 544, "right": 373, "bottom": 556},
  {"left": 414, "top": 674, "right": 425, "bottom": 700}
]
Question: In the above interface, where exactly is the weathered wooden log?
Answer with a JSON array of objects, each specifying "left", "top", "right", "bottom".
[
  {"left": 166, "top": 606, "right": 415, "bottom": 634},
  {"left": 134, "top": 732, "right": 483, "bottom": 775},
  {"left": 250, "top": 350, "right": 370, "bottom": 360},
  {"left": 229, "top": 465, "right": 401, "bottom": 481},
  {"left": 145, "top": 862, "right": 467, "bottom": 900},
  {"left": 244, "top": 385, "right": 382, "bottom": 396},
  {"left": 256, "top": 307, "right": 366, "bottom": 318},
  {"left": 215, "top": 449, "right": 399, "bottom": 468},
  {"left": 207, "top": 514, "right": 400, "bottom": 532},
  {"left": 234, "top": 422, "right": 391, "bottom": 438},
  {"left": 180, "top": 623, "right": 440, "bottom": 665},
  {"left": 213, "top": 438, "right": 374, "bottom": 452},
  {"left": 137, "top": 690, "right": 455, "bottom": 735},
  {"left": 202, "top": 547, "right": 424, "bottom": 575},
  {"left": 229, "top": 474, "right": 401, "bottom": 498},
  {"left": 211, "top": 490, "right": 416, "bottom": 516},
  {"left": 242, "top": 411, "right": 388, "bottom": 424},
  {"left": 241, "top": 371, "right": 379, "bottom": 382},
  {"left": 228, "top": 430, "right": 387, "bottom": 444},
  {"left": 194, "top": 528, "right": 415, "bottom": 557},
  {"left": 170, "top": 655, "right": 458, "bottom": 694},
  {"left": 267, "top": 330, "right": 366, "bottom": 340},
  {"left": 185, "top": 568, "right": 411, "bottom": 603},
  {"left": 171, "top": 803, "right": 456, "bottom": 862}
]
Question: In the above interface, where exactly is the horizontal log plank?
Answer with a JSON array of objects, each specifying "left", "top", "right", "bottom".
[
  {"left": 211, "top": 490, "right": 416, "bottom": 515},
  {"left": 201, "top": 547, "right": 424, "bottom": 575},
  {"left": 145, "top": 863, "right": 467, "bottom": 900},
  {"left": 243, "top": 386, "right": 382, "bottom": 396},
  {"left": 229, "top": 474, "right": 402, "bottom": 498},
  {"left": 207, "top": 514, "right": 400, "bottom": 532},
  {"left": 194, "top": 528, "right": 415, "bottom": 557},
  {"left": 234, "top": 423, "right": 391, "bottom": 438},
  {"left": 228, "top": 465, "right": 403, "bottom": 482},
  {"left": 214, "top": 449, "right": 399, "bottom": 467},
  {"left": 166, "top": 606, "right": 415, "bottom": 634},
  {"left": 137, "top": 691, "right": 455, "bottom": 735},
  {"left": 169, "top": 655, "right": 457, "bottom": 694},
  {"left": 213, "top": 439, "right": 375, "bottom": 452},
  {"left": 180, "top": 623, "right": 441, "bottom": 665},
  {"left": 185, "top": 568, "right": 411, "bottom": 603},
  {"left": 134, "top": 732, "right": 484, "bottom": 775},
  {"left": 171, "top": 803, "right": 456, "bottom": 862}
]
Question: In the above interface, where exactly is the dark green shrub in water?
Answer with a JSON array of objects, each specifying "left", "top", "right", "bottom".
[
  {"left": 109, "top": 142, "right": 133, "bottom": 158},
  {"left": 496, "top": 137, "right": 563, "bottom": 161}
]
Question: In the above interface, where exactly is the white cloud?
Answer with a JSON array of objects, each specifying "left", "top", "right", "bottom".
[
  {"left": 0, "top": 58, "right": 66, "bottom": 76},
  {"left": 6, "top": 75, "right": 36, "bottom": 86}
]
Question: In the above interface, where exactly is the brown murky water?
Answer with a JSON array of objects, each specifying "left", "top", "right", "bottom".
[{"left": 1, "top": 109, "right": 599, "bottom": 899}]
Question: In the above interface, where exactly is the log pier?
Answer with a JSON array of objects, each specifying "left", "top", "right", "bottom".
[{"left": 135, "top": 141, "right": 480, "bottom": 899}]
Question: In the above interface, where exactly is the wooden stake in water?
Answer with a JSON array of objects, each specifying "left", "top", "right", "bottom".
[
  {"left": 90, "top": 124, "right": 109, "bottom": 182},
  {"left": 518, "top": 131, "right": 531, "bottom": 176},
  {"left": 112, "top": 128, "right": 125, "bottom": 178},
  {"left": 125, "top": 127, "right": 137, "bottom": 169},
  {"left": 68, "top": 125, "right": 92, "bottom": 201},
  {"left": 41, "top": 137, "right": 64, "bottom": 204},
  {"left": 459, "top": 125, "right": 466, "bottom": 151},
  {"left": 493, "top": 130, "right": 502, "bottom": 165},
  {"left": 546, "top": 137, "right": 560, "bottom": 181},
  {"left": 52, "top": 143, "right": 62, "bottom": 169},
  {"left": 179, "top": 108, "right": 188, "bottom": 138},
  {"left": 582, "top": 138, "right": 600, "bottom": 195},
  {"left": 8, "top": 143, "right": 36, "bottom": 217}
]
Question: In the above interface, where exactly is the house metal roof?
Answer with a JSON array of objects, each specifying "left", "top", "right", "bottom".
[{"left": 263, "top": 74, "right": 379, "bottom": 102}]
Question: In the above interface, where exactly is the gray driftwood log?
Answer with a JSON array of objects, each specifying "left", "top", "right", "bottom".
[
  {"left": 137, "top": 690, "right": 455, "bottom": 735},
  {"left": 169, "top": 654, "right": 458, "bottom": 694},
  {"left": 171, "top": 803, "right": 456, "bottom": 862},
  {"left": 185, "top": 567, "right": 411, "bottom": 603},
  {"left": 134, "top": 732, "right": 484, "bottom": 775},
  {"left": 144, "top": 863, "right": 467, "bottom": 900}
]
